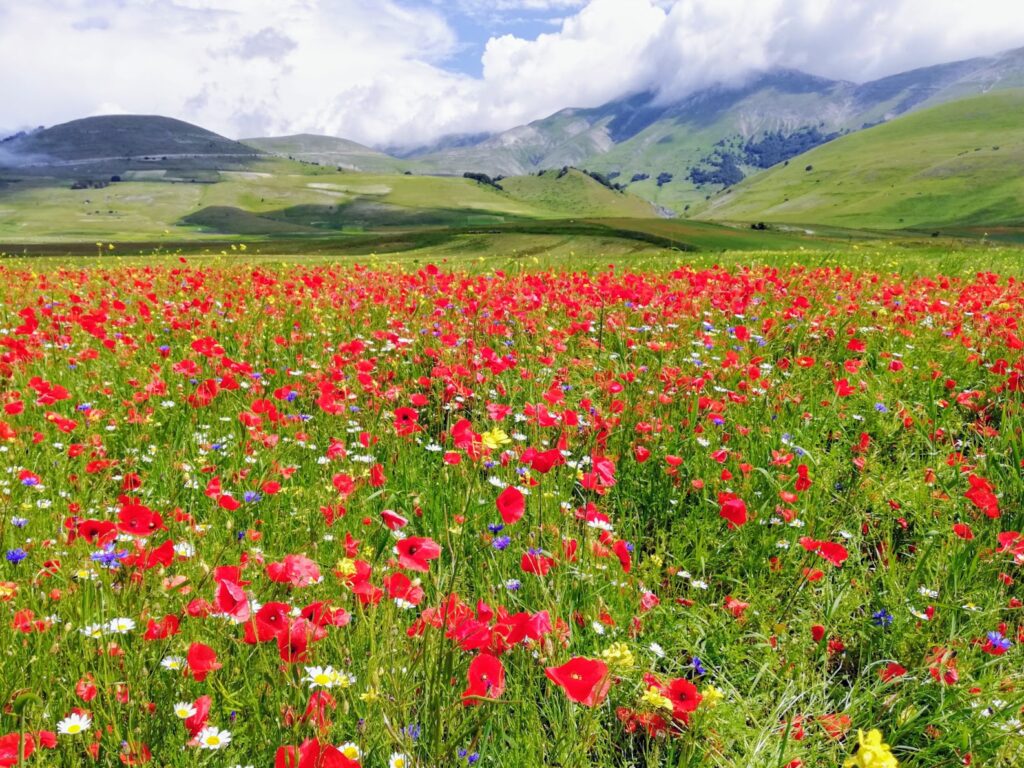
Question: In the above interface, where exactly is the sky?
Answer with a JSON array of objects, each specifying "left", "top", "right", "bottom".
[{"left": 1, "top": 0, "right": 1022, "bottom": 148}]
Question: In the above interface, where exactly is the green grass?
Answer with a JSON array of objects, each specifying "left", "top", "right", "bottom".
[{"left": 697, "top": 90, "right": 1024, "bottom": 230}]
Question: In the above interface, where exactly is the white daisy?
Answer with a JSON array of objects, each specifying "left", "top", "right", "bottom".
[
  {"left": 57, "top": 712, "right": 91, "bottom": 736},
  {"left": 161, "top": 655, "right": 185, "bottom": 670},
  {"left": 339, "top": 743, "right": 361, "bottom": 761},
  {"left": 106, "top": 617, "right": 136, "bottom": 634},
  {"left": 173, "top": 701, "right": 197, "bottom": 719},
  {"left": 197, "top": 726, "right": 232, "bottom": 750},
  {"left": 389, "top": 753, "right": 411, "bottom": 768},
  {"left": 302, "top": 665, "right": 341, "bottom": 689},
  {"left": 79, "top": 623, "right": 106, "bottom": 638}
]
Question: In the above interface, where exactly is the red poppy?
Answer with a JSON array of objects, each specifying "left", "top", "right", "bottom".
[
  {"left": 544, "top": 657, "right": 611, "bottom": 707},
  {"left": 117, "top": 503, "right": 165, "bottom": 536},
  {"left": 267, "top": 554, "right": 322, "bottom": 587},
  {"left": 496, "top": 486, "right": 525, "bottom": 525},
  {"left": 462, "top": 653, "right": 506, "bottom": 705},
  {"left": 185, "top": 643, "right": 221, "bottom": 682},
  {"left": 718, "top": 495, "right": 748, "bottom": 528},
  {"left": 185, "top": 695, "right": 211, "bottom": 737},
  {"left": 643, "top": 673, "right": 703, "bottom": 724},
  {"left": 395, "top": 537, "right": 441, "bottom": 572}
]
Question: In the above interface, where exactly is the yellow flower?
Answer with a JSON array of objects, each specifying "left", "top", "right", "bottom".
[
  {"left": 335, "top": 558, "right": 357, "bottom": 578},
  {"left": 601, "top": 642, "right": 635, "bottom": 668},
  {"left": 700, "top": 685, "right": 724, "bottom": 707},
  {"left": 359, "top": 687, "right": 380, "bottom": 703},
  {"left": 639, "top": 686, "right": 672, "bottom": 712},
  {"left": 480, "top": 428, "right": 511, "bottom": 451},
  {"left": 844, "top": 729, "right": 899, "bottom": 768}
]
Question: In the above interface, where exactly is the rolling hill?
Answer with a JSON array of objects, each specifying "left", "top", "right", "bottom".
[
  {"left": 0, "top": 115, "right": 265, "bottom": 177},
  {"left": 695, "top": 90, "right": 1024, "bottom": 230},
  {"left": 0, "top": 164, "right": 657, "bottom": 243},
  {"left": 242, "top": 134, "right": 413, "bottom": 174}
]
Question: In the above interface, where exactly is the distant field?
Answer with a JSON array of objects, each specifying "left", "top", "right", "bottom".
[
  {"left": 0, "top": 167, "right": 660, "bottom": 243},
  {"left": 698, "top": 90, "right": 1024, "bottom": 230}
]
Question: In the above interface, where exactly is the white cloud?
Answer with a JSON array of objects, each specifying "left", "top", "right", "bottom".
[{"left": 0, "top": 0, "right": 1021, "bottom": 147}]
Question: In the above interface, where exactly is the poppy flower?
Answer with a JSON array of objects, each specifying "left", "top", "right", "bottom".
[
  {"left": 117, "top": 503, "right": 165, "bottom": 536},
  {"left": 395, "top": 537, "right": 441, "bottom": 573},
  {"left": 462, "top": 653, "right": 506, "bottom": 705},
  {"left": 185, "top": 643, "right": 221, "bottom": 682},
  {"left": 544, "top": 657, "right": 611, "bottom": 707},
  {"left": 267, "top": 554, "right": 322, "bottom": 587},
  {"left": 496, "top": 486, "right": 525, "bottom": 525},
  {"left": 718, "top": 495, "right": 748, "bottom": 528}
]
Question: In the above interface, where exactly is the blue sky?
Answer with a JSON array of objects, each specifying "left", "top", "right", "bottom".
[
  {"left": 1, "top": 0, "right": 1021, "bottom": 146},
  {"left": 425, "top": 2, "right": 576, "bottom": 78}
]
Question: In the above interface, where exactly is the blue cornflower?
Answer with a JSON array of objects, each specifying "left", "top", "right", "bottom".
[
  {"left": 90, "top": 544, "right": 128, "bottom": 569},
  {"left": 691, "top": 656, "right": 706, "bottom": 676},
  {"left": 875, "top": 403, "right": 888, "bottom": 413},
  {"left": 487, "top": 523, "right": 505, "bottom": 534},
  {"left": 5, "top": 548, "right": 27, "bottom": 564},
  {"left": 20, "top": 477, "right": 38, "bottom": 487},
  {"left": 872, "top": 609, "right": 894, "bottom": 628},
  {"left": 492, "top": 536, "right": 511, "bottom": 551},
  {"left": 987, "top": 631, "right": 1012, "bottom": 652},
  {"left": 505, "top": 579, "right": 521, "bottom": 592},
  {"left": 11, "top": 517, "right": 28, "bottom": 528},
  {"left": 243, "top": 491, "right": 262, "bottom": 503},
  {"left": 403, "top": 724, "right": 421, "bottom": 741}
]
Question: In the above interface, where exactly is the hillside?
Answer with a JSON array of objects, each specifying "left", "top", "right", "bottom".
[
  {"left": 497, "top": 169, "right": 657, "bottom": 218},
  {"left": 242, "top": 134, "right": 413, "bottom": 174},
  {"left": 0, "top": 167, "right": 655, "bottom": 242},
  {"left": 410, "top": 46, "right": 1024, "bottom": 213},
  {"left": 0, "top": 115, "right": 264, "bottom": 176},
  {"left": 695, "top": 90, "right": 1024, "bottom": 230}
]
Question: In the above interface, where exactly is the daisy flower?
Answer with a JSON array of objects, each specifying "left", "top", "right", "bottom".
[
  {"left": 197, "top": 726, "right": 232, "bottom": 750},
  {"left": 303, "top": 665, "right": 342, "bottom": 689},
  {"left": 79, "top": 623, "right": 106, "bottom": 639},
  {"left": 106, "top": 617, "right": 136, "bottom": 634},
  {"left": 174, "top": 701, "right": 197, "bottom": 719},
  {"left": 339, "top": 742, "right": 362, "bottom": 761},
  {"left": 389, "top": 753, "right": 412, "bottom": 768},
  {"left": 57, "top": 712, "right": 91, "bottom": 736},
  {"left": 161, "top": 655, "right": 185, "bottom": 670}
]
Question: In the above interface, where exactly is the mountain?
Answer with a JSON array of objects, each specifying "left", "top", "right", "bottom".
[
  {"left": 694, "top": 89, "right": 1024, "bottom": 230},
  {"left": 0, "top": 115, "right": 264, "bottom": 177},
  {"left": 242, "top": 134, "right": 412, "bottom": 174},
  {"left": 410, "top": 46, "right": 1024, "bottom": 213}
]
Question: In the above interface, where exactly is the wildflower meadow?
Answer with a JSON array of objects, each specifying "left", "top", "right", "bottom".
[{"left": 0, "top": 255, "right": 1021, "bottom": 767}]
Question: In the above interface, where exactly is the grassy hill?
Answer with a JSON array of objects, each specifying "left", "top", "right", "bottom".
[
  {"left": 495, "top": 169, "right": 656, "bottom": 218},
  {"left": 0, "top": 115, "right": 264, "bottom": 177},
  {"left": 242, "top": 134, "right": 414, "bottom": 174},
  {"left": 0, "top": 166, "right": 656, "bottom": 242},
  {"left": 696, "top": 90, "right": 1024, "bottom": 229}
]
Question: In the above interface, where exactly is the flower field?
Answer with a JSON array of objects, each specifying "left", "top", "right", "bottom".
[{"left": 0, "top": 257, "right": 1022, "bottom": 767}]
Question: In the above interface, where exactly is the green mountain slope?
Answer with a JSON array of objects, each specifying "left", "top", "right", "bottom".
[
  {"left": 412, "top": 47, "right": 1024, "bottom": 214},
  {"left": 242, "top": 134, "right": 414, "bottom": 174},
  {"left": 695, "top": 90, "right": 1024, "bottom": 229}
]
